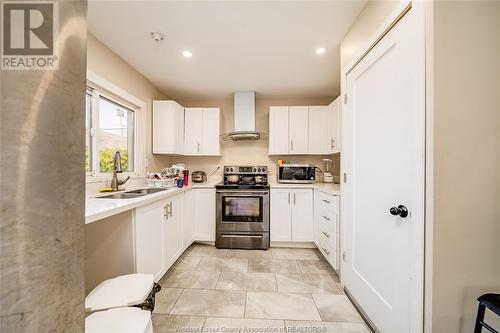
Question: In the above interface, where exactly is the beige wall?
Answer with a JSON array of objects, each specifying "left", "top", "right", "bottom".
[
  {"left": 86, "top": 33, "right": 171, "bottom": 194},
  {"left": 169, "top": 97, "right": 340, "bottom": 181},
  {"left": 340, "top": 1, "right": 400, "bottom": 68},
  {"left": 430, "top": 1, "right": 500, "bottom": 332}
]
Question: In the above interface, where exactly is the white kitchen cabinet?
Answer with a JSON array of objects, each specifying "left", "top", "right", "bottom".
[
  {"left": 308, "top": 98, "right": 340, "bottom": 154},
  {"left": 270, "top": 189, "right": 293, "bottom": 241},
  {"left": 313, "top": 190, "right": 339, "bottom": 270},
  {"left": 153, "top": 100, "right": 184, "bottom": 154},
  {"left": 289, "top": 106, "right": 309, "bottom": 154},
  {"left": 184, "top": 108, "right": 220, "bottom": 155},
  {"left": 193, "top": 188, "right": 216, "bottom": 241},
  {"left": 270, "top": 188, "right": 313, "bottom": 242},
  {"left": 134, "top": 199, "right": 167, "bottom": 281},
  {"left": 269, "top": 106, "right": 290, "bottom": 155},
  {"left": 164, "top": 193, "right": 184, "bottom": 268},
  {"left": 182, "top": 189, "right": 195, "bottom": 249}
]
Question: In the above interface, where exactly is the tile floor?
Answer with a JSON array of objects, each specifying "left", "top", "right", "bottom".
[{"left": 153, "top": 244, "right": 370, "bottom": 333}]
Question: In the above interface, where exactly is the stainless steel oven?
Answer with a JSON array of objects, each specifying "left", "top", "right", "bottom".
[{"left": 215, "top": 165, "right": 270, "bottom": 249}]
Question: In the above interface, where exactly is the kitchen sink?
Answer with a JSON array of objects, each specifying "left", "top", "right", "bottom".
[{"left": 98, "top": 188, "right": 166, "bottom": 199}]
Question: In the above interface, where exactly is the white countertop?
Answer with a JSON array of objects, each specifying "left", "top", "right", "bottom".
[
  {"left": 269, "top": 181, "right": 341, "bottom": 195},
  {"left": 85, "top": 181, "right": 218, "bottom": 224},
  {"left": 86, "top": 180, "right": 340, "bottom": 224}
]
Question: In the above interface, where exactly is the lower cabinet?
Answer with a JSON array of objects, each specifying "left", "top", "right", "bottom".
[
  {"left": 270, "top": 188, "right": 313, "bottom": 242},
  {"left": 165, "top": 193, "right": 184, "bottom": 268},
  {"left": 193, "top": 188, "right": 216, "bottom": 241},
  {"left": 313, "top": 190, "right": 339, "bottom": 270}
]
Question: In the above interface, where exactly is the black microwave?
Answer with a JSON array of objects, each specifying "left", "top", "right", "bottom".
[{"left": 277, "top": 164, "right": 316, "bottom": 184}]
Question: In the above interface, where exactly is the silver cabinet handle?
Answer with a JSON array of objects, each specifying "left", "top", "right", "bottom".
[
  {"left": 322, "top": 247, "right": 330, "bottom": 255},
  {"left": 322, "top": 215, "right": 330, "bottom": 221},
  {"left": 164, "top": 204, "right": 169, "bottom": 219},
  {"left": 293, "top": 193, "right": 296, "bottom": 205},
  {"left": 331, "top": 138, "right": 335, "bottom": 149},
  {"left": 290, "top": 140, "right": 293, "bottom": 151},
  {"left": 197, "top": 142, "right": 200, "bottom": 152},
  {"left": 288, "top": 193, "right": 290, "bottom": 204},
  {"left": 322, "top": 231, "right": 330, "bottom": 238},
  {"left": 168, "top": 202, "right": 173, "bottom": 217},
  {"left": 321, "top": 199, "right": 330, "bottom": 204}
]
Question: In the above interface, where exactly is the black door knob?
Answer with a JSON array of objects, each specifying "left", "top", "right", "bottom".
[{"left": 390, "top": 205, "right": 409, "bottom": 218}]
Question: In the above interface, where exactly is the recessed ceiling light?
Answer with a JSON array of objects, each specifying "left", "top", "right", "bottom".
[
  {"left": 182, "top": 50, "right": 192, "bottom": 58},
  {"left": 150, "top": 32, "right": 165, "bottom": 42},
  {"left": 315, "top": 47, "right": 326, "bottom": 55}
]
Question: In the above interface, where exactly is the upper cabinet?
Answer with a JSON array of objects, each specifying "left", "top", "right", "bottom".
[
  {"left": 153, "top": 100, "right": 185, "bottom": 155},
  {"left": 269, "top": 97, "right": 341, "bottom": 155},
  {"left": 184, "top": 108, "right": 220, "bottom": 155},
  {"left": 153, "top": 102, "right": 220, "bottom": 156}
]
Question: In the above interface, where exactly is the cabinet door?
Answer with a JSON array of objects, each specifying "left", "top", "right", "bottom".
[
  {"left": 174, "top": 102, "right": 185, "bottom": 154},
  {"left": 184, "top": 108, "right": 203, "bottom": 155},
  {"left": 134, "top": 200, "right": 167, "bottom": 281},
  {"left": 194, "top": 189, "right": 216, "bottom": 241},
  {"left": 201, "top": 108, "right": 220, "bottom": 155},
  {"left": 330, "top": 97, "right": 341, "bottom": 153},
  {"left": 183, "top": 190, "right": 195, "bottom": 250},
  {"left": 308, "top": 106, "right": 332, "bottom": 154},
  {"left": 165, "top": 193, "right": 184, "bottom": 269},
  {"left": 289, "top": 106, "right": 309, "bottom": 154},
  {"left": 291, "top": 189, "right": 314, "bottom": 242},
  {"left": 269, "top": 106, "right": 289, "bottom": 155},
  {"left": 270, "top": 189, "right": 292, "bottom": 241},
  {"left": 153, "top": 101, "right": 176, "bottom": 154}
]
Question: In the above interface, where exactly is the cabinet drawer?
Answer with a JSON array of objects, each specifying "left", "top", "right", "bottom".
[
  {"left": 315, "top": 191, "right": 337, "bottom": 213},
  {"left": 316, "top": 211, "right": 336, "bottom": 234},
  {"left": 319, "top": 236, "right": 335, "bottom": 260}
]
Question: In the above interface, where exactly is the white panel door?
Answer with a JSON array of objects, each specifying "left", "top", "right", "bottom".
[
  {"left": 291, "top": 189, "right": 314, "bottom": 242},
  {"left": 308, "top": 106, "right": 332, "bottom": 154},
  {"left": 201, "top": 108, "right": 220, "bottom": 155},
  {"left": 194, "top": 189, "right": 216, "bottom": 241},
  {"left": 270, "top": 189, "right": 292, "bottom": 241},
  {"left": 184, "top": 108, "right": 203, "bottom": 155},
  {"left": 269, "top": 106, "right": 289, "bottom": 154},
  {"left": 343, "top": 5, "right": 424, "bottom": 333},
  {"left": 165, "top": 193, "right": 184, "bottom": 269},
  {"left": 134, "top": 200, "right": 166, "bottom": 281},
  {"left": 289, "top": 106, "right": 309, "bottom": 154}
]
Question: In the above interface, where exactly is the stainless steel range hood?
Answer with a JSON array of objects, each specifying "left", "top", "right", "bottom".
[{"left": 223, "top": 91, "right": 264, "bottom": 141}]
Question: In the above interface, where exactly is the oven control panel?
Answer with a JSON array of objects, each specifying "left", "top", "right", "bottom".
[{"left": 224, "top": 165, "right": 268, "bottom": 175}]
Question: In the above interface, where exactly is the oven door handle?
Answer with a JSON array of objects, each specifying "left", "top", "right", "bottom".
[
  {"left": 217, "top": 191, "right": 269, "bottom": 196},
  {"left": 221, "top": 234, "right": 264, "bottom": 239}
]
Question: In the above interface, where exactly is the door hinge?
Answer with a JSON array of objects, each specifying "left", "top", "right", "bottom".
[
  {"left": 343, "top": 94, "right": 347, "bottom": 104},
  {"left": 343, "top": 173, "right": 347, "bottom": 183},
  {"left": 342, "top": 251, "right": 347, "bottom": 261},
  {"left": 90, "top": 127, "right": 95, "bottom": 136}
]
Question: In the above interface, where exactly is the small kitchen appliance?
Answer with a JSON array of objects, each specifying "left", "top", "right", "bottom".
[
  {"left": 322, "top": 159, "right": 334, "bottom": 183},
  {"left": 215, "top": 166, "right": 270, "bottom": 250},
  {"left": 277, "top": 164, "right": 315, "bottom": 184},
  {"left": 191, "top": 171, "right": 207, "bottom": 183}
]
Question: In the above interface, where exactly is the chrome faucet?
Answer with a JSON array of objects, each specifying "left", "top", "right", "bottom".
[{"left": 110, "top": 151, "right": 130, "bottom": 191}]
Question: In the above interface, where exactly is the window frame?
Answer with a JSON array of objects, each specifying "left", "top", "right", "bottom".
[{"left": 86, "top": 71, "right": 146, "bottom": 184}]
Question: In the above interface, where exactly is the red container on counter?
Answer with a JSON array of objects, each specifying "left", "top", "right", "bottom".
[{"left": 183, "top": 170, "right": 189, "bottom": 186}]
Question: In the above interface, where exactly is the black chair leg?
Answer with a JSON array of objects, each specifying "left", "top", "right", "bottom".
[{"left": 474, "top": 304, "right": 486, "bottom": 333}]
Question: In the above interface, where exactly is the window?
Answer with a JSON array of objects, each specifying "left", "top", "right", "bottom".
[{"left": 86, "top": 88, "right": 136, "bottom": 177}]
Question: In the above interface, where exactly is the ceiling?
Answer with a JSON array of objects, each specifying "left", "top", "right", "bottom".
[{"left": 88, "top": 1, "right": 366, "bottom": 100}]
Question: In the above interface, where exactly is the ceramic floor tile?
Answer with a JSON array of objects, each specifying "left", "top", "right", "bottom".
[
  {"left": 271, "top": 248, "right": 320, "bottom": 260},
  {"left": 153, "top": 288, "right": 183, "bottom": 314},
  {"left": 227, "top": 249, "right": 272, "bottom": 259},
  {"left": 248, "top": 259, "right": 301, "bottom": 273},
  {"left": 245, "top": 292, "right": 321, "bottom": 321},
  {"left": 186, "top": 244, "right": 228, "bottom": 258},
  {"left": 152, "top": 314, "right": 206, "bottom": 333},
  {"left": 216, "top": 271, "right": 277, "bottom": 292},
  {"left": 276, "top": 273, "right": 342, "bottom": 294},
  {"left": 162, "top": 270, "right": 220, "bottom": 289},
  {"left": 312, "top": 294, "right": 364, "bottom": 322},
  {"left": 284, "top": 321, "right": 370, "bottom": 333},
  {"left": 196, "top": 257, "right": 248, "bottom": 272},
  {"left": 298, "top": 260, "right": 335, "bottom": 274},
  {"left": 171, "top": 289, "right": 246, "bottom": 318},
  {"left": 171, "top": 256, "right": 202, "bottom": 270},
  {"left": 204, "top": 317, "right": 285, "bottom": 332}
]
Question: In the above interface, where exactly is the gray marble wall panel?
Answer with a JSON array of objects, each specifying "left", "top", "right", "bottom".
[{"left": 0, "top": 1, "right": 87, "bottom": 332}]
